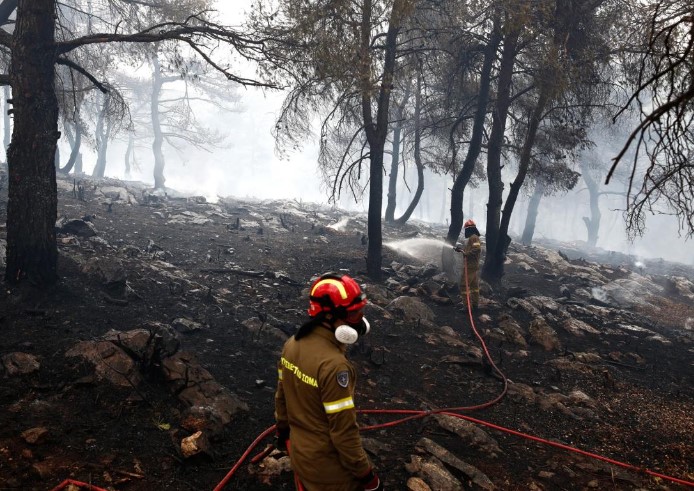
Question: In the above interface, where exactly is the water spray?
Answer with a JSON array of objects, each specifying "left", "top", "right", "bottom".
[{"left": 384, "top": 238, "right": 455, "bottom": 262}]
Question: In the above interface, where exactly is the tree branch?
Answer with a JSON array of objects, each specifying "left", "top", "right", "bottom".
[
  {"left": 0, "top": 0, "right": 16, "bottom": 27},
  {"left": 56, "top": 57, "right": 109, "bottom": 94}
]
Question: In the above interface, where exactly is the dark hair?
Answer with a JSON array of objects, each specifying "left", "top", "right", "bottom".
[
  {"left": 464, "top": 226, "right": 480, "bottom": 238},
  {"left": 295, "top": 314, "right": 328, "bottom": 340}
]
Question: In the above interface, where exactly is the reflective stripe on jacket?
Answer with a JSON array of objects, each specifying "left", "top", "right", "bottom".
[{"left": 275, "top": 326, "right": 371, "bottom": 484}]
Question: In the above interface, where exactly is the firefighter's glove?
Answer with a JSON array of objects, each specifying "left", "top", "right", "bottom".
[
  {"left": 275, "top": 427, "right": 290, "bottom": 452},
  {"left": 359, "top": 468, "right": 383, "bottom": 491}
]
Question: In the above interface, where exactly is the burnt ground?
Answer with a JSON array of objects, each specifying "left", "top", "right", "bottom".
[{"left": 0, "top": 174, "right": 693, "bottom": 491}]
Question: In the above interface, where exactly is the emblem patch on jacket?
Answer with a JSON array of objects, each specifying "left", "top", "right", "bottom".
[{"left": 336, "top": 370, "right": 349, "bottom": 388}]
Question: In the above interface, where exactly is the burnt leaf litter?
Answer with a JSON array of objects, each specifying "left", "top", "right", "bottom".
[{"left": 0, "top": 174, "right": 693, "bottom": 490}]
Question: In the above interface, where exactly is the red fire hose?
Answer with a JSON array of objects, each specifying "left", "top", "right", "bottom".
[{"left": 212, "top": 254, "right": 694, "bottom": 489}]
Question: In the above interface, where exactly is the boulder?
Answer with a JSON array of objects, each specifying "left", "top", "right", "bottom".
[{"left": 386, "top": 296, "right": 435, "bottom": 323}]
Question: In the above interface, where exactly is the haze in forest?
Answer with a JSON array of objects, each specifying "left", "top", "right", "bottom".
[{"left": 37, "top": 1, "right": 694, "bottom": 267}]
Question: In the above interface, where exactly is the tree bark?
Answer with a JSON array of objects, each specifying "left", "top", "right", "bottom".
[
  {"left": 484, "top": 90, "right": 549, "bottom": 281},
  {"left": 363, "top": 0, "right": 405, "bottom": 280},
  {"left": 445, "top": 18, "right": 502, "bottom": 246},
  {"left": 484, "top": 29, "right": 518, "bottom": 260},
  {"left": 442, "top": 17, "right": 501, "bottom": 281},
  {"left": 59, "top": 120, "right": 82, "bottom": 175},
  {"left": 2, "top": 85, "right": 10, "bottom": 161},
  {"left": 124, "top": 133, "right": 134, "bottom": 178},
  {"left": 394, "top": 70, "right": 423, "bottom": 225},
  {"left": 384, "top": 124, "right": 402, "bottom": 223},
  {"left": 92, "top": 92, "right": 112, "bottom": 178},
  {"left": 5, "top": 0, "right": 59, "bottom": 285},
  {"left": 521, "top": 181, "right": 544, "bottom": 246},
  {"left": 580, "top": 161, "right": 601, "bottom": 247},
  {"left": 385, "top": 82, "right": 411, "bottom": 223},
  {"left": 151, "top": 54, "right": 166, "bottom": 189}
]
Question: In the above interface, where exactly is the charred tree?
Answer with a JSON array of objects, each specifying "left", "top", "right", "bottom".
[
  {"left": 521, "top": 181, "right": 545, "bottom": 246},
  {"left": 59, "top": 121, "right": 82, "bottom": 175},
  {"left": 484, "top": 27, "right": 519, "bottom": 266},
  {"left": 92, "top": 91, "right": 113, "bottom": 178},
  {"left": 2, "top": 85, "right": 10, "bottom": 161},
  {"left": 445, "top": 20, "right": 501, "bottom": 246},
  {"left": 364, "top": 0, "right": 406, "bottom": 280},
  {"left": 5, "top": 0, "right": 59, "bottom": 285},
  {"left": 580, "top": 161, "right": 601, "bottom": 247},
  {"left": 124, "top": 133, "right": 135, "bottom": 178},
  {"left": 385, "top": 82, "right": 411, "bottom": 223},
  {"left": 151, "top": 54, "right": 166, "bottom": 189},
  {"left": 393, "top": 70, "right": 423, "bottom": 226},
  {"left": 484, "top": 90, "right": 549, "bottom": 281}
]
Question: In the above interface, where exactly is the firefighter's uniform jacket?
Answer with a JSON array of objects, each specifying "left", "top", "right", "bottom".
[
  {"left": 461, "top": 234, "right": 482, "bottom": 308},
  {"left": 275, "top": 325, "right": 372, "bottom": 487}
]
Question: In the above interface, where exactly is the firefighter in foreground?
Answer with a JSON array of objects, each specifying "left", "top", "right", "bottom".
[
  {"left": 274, "top": 273, "right": 383, "bottom": 491},
  {"left": 455, "top": 219, "right": 482, "bottom": 311}
]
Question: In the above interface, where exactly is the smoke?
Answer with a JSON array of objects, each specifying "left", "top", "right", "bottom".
[
  {"left": 327, "top": 217, "right": 350, "bottom": 231},
  {"left": 591, "top": 286, "right": 608, "bottom": 303}
]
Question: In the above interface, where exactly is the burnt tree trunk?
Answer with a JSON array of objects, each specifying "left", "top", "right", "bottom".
[
  {"left": 363, "top": 0, "right": 404, "bottom": 280},
  {"left": 445, "top": 18, "right": 501, "bottom": 246},
  {"left": 394, "top": 70, "right": 423, "bottom": 225},
  {"left": 124, "top": 133, "right": 134, "bottom": 178},
  {"left": 580, "top": 161, "right": 601, "bottom": 247},
  {"left": 59, "top": 120, "right": 82, "bottom": 175},
  {"left": 441, "top": 17, "right": 500, "bottom": 281},
  {"left": 484, "top": 90, "right": 548, "bottom": 281},
  {"left": 521, "top": 181, "right": 544, "bottom": 246},
  {"left": 5, "top": 0, "right": 60, "bottom": 285},
  {"left": 484, "top": 29, "right": 518, "bottom": 260},
  {"left": 92, "top": 92, "right": 112, "bottom": 178},
  {"left": 151, "top": 54, "right": 166, "bottom": 189},
  {"left": 385, "top": 82, "right": 411, "bottom": 223},
  {"left": 2, "top": 85, "right": 10, "bottom": 161},
  {"left": 384, "top": 123, "right": 402, "bottom": 224}
]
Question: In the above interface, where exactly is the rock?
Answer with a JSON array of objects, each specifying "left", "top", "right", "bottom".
[
  {"left": 433, "top": 415, "right": 501, "bottom": 458},
  {"left": 668, "top": 276, "right": 694, "bottom": 301},
  {"left": 417, "top": 437, "right": 495, "bottom": 490},
  {"left": 561, "top": 318, "right": 599, "bottom": 336},
  {"left": 58, "top": 218, "right": 97, "bottom": 237},
  {"left": 21, "top": 427, "right": 49, "bottom": 444},
  {"left": 597, "top": 277, "right": 663, "bottom": 307},
  {"left": 525, "top": 296, "right": 564, "bottom": 316},
  {"left": 407, "top": 477, "right": 432, "bottom": 491},
  {"left": 529, "top": 318, "right": 562, "bottom": 351},
  {"left": 101, "top": 325, "right": 180, "bottom": 367},
  {"left": 161, "top": 352, "right": 248, "bottom": 434},
  {"left": 81, "top": 257, "right": 127, "bottom": 290},
  {"left": 507, "top": 382, "right": 537, "bottom": 404},
  {"left": 1, "top": 352, "right": 40, "bottom": 376},
  {"left": 406, "top": 455, "right": 464, "bottom": 491},
  {"left": 180, "top": 431, "right": 211, "bottom": 458},
  {"left": 507, "top": 297, "right": 541, "bottom": 316},
  {"left": 497, "top": 314, "right": 528, "bottom": 347},
  {"left": 31, "top": 459, "right": 56, "bottom": 479},
  {"left": 241, "top": 317, "right": 288, "bottom": 342},
  {"left": 386, "top": 296, "right": 435, "bottom": 323},
  {"left": 251, "top": 451, "right": 292, "bottom": 485},
  {"left": 172, "top": 317, "right": 204, "bottom": 334},
  {"left": 65, "top": 340, "right": 142, "bottom": 387}
]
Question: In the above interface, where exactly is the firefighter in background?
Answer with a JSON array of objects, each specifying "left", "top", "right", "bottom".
[
  {"left": 455, "top": 219, "right": 482, "bottom": 310},
  {"left": 275, "top": 273, "right": 383, "bottom": 491}
]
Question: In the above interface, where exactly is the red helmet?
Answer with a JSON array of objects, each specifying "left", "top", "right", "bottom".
[
  {"left": 308, "top": 274, "right": 367, "bottom": 318},
  {"left": 464, "top": 219, "right": 476, "bottom": 228}
]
